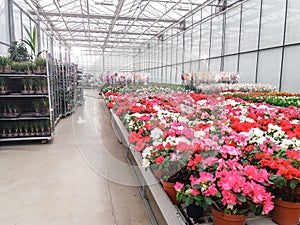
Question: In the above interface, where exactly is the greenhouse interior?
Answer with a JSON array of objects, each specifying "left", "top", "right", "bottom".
[{"left": 0, "top": 0, "right": 300, "bottom": 224}]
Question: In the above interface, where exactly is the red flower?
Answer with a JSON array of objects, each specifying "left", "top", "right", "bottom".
[
  {"left": 107, "top": 102, "right": 113, "bottom": 109},
  {"left": 155, "top": 155, "right": 165, "bottom": 165}
]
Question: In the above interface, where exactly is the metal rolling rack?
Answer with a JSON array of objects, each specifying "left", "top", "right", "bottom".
[{"left": 0, "top": 56, "right": 54, "bottom": 143}]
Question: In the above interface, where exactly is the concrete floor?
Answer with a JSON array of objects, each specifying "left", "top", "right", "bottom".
[{"left": 0, "top": 89, "right": 151, "bottom": 225}]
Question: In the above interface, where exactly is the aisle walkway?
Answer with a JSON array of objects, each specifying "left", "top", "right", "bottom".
[{"left": 0, "top": 89, "right": 151, "bottom": 225}]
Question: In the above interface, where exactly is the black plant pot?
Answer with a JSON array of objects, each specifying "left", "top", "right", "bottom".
[{"left": 186, "top": 204, "right": 204, "bottom": 218}]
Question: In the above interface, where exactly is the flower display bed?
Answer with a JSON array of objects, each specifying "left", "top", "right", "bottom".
[{"left": 103, "top": 86, "right": 299, "bottom": 225}]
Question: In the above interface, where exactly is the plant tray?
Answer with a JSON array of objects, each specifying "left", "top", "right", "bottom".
[{"left": 0, "top": 113, "right": 21, "bottom": 118}]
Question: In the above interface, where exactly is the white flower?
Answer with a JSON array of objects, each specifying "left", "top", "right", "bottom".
[
  {"left": 177, "top": 116, "right": 189, "bottom": 123},
  {"left": 153, "top": 140, "right": 162, "bottom": 146},
  {"left": 177, "top": 136, "right": 191, "bottom": 145},
  {"left": 250, "top": 128, "right": 264, "bottom": 137},
  {"left": 153, "top": 105, "right": 160, "bottom": 111},
  {"left": 142, "top": 158, "right": 150, "bottom": 168},
  {"left": 142, "top": 146, "right": 152, "bottom": 158},
  {"left": 291, "top": 119, "right": 299, "bottom": 124},
  {"left": 197, "top": 100, "right": 207, "bottom": 106},
  {"left": 194, "top": 130, "right": 206, "bottom": 138},
  {"left": 150, "top": 128, "right": 163, "bottom": 140},
  {"left": 164, "top": 136, "right": 179, "bottom": 146}
]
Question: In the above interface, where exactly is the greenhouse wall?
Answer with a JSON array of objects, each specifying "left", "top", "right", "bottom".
[
  {"left": 134, "top": 0, "right": 300, "bottom": 93},
  {"left": 0, "top": 0, "right": 68, "bottom": 61}
]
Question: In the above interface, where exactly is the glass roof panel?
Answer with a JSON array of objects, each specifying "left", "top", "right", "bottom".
[{"left": 15, "top": 0, "right": 212, "bottom": 54}]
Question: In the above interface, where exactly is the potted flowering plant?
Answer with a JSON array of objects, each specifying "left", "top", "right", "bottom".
[
  {"left": 255, "top": 149, "right": 300, "bottom": 225},
  {"left": 175, "top": 157, "right": 274, "bottom": 224}
]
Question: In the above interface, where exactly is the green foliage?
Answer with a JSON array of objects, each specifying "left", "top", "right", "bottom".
[
  {"left": 22, "top": 25, "right": 44, "bottom": 58},
  {"left": 225, "top": 93, "right": 300, "bottom": 107},
  {"left": 35, "top": 57, "right": 46, "bottom": 68},
  {"left": 0, "top": 77, "right": 7, "bottom": 86},
  {"left": 8, "top": 41, "right": 31, "bottom": 62},
  {"left": 0, "top": 56, "right": 12, "bottom": 66}
]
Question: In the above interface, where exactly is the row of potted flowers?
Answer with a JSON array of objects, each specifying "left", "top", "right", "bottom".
[
  {"left": 223, "top": 92, "right": 300, "bottom": 108},
  {"left": 104, "top": 90, "right": 300, "bottom": 224},
  {"left": 101, "top": 83, "right": 277, "bottom": 97},
  {"left": 196, "top": 83, "right": 276, "bottom": 94}
]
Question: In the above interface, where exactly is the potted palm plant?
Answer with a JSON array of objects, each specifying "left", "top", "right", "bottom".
[
  {"left": 23, "top": 122, "right": 29, "bottom": 136},
  {"left": 27, "top": 78, "right": 34, "bottom": 94},
  {"left": 35, "top": 57, "right": 47, "bottom": 73},
  {"left": 1, "top": 123, "right": 7, "bottom": 137},
  {"left": 35, "top": 78, "right": 43, "bottom": 94},
  {"left": 0, "top": 77, "right": 8, "bottom": 94},
  {"left": 33, "top": 100, "right": 41, "bottom": 116},
  {"left": 1, "top": 57, "right": 12, "bottom": 73},
  {"left": 41, "top": 78, "right": 48, "bottom": 94},
  {"left": 0, "top": 56, "right": 4, "bottom": 72},
  {"left": 18, "top": 122, "right": 25, "bottom": 137},
  {"left": 21, "top": 78, "right": 28, "bottom": 94}
]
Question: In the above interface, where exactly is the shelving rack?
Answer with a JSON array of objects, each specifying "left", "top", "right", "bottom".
[
  {"left": 75, "top": 66, "right": 84, "bottom": 106},
  {"left": 48, "top": 56, "right": 60, "bottom": 126},
  {"left": 0, "top": 70, "right": 54, "bottom": 142},
  {"left": 0, "top": 53, "right": 84, "bottom": 143}
]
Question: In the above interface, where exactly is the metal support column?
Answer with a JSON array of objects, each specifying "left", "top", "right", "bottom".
[
  {"left": 7, "top": 0, "right": 15, "bottom": 44},
  {"left": 37, "top": 20, "right": 41, "bottom": 54}
]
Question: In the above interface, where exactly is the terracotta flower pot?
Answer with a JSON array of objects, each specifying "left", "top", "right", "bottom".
[
  {"left": 272, "top": 198, "right": 300, "bottom": 225},
  {"left": 295, "top": 187, "right": 300, "bottom": 201},
  {"left": 152, "top": 169, "right": 164, "bottom": 179},
  {"left": 160, "top": 180, "right": 180, "bottom": 205},
  {"left": 211, "top": 207, "right": 246, "bottom": 225}
]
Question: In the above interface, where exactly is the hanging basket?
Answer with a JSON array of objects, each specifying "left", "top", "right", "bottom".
[
  {"left": 211, "top": 207, "right": 246, "bottom": 225},
  {"left": 272, "top": 198, "right": 300, "bottom": 225}
]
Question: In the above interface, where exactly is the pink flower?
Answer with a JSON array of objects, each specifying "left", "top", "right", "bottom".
[
  {"left": 221, "top": 190, "right": 237, "bottom": 205},
  {"left": 174, "top": 182, "right": 184, "bottom": 192},
  {"left": 263, "top": 198, "right": 274, "bottom": 214},
  {"left": 134, "top": 140, "right": 145, "bottom": 152},
  {"left": 203, "top": 185, "right": 218, "bottom": 196},
  {"left": 199, "top": 172, "right": 214, "bottom": 183},
  {"left": 220, "top": 145, "right": 242, "bottom": 158},
  {"left": 176, "top": 142, "right": 192, "bottom": 152},
  {"left": 182, "top": 128, "right": 194, "bottom": 139},
  {"left": 189, "top": 188, "right": 200, "bottom": 196},
  {"left": 190, "top": 175, "right": 200, "bottom": 186}
]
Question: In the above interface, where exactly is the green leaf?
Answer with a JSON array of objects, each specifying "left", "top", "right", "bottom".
[
  {"left": 194, "top": 194, "right": 203, "bottom": 201},
  {"left": 254, "top": 206, "right": 263, "bottom": 216},
  {"left": 186, "top": 196, "right": 194, "bottom": 206},
  {"left": 290, "top": 179, "right": 297, "bottom": 189},
  {"left": 193, "top": 184, "right": 201, "bottom": 189},
  {"left": 270, "top": 175, "right": 286, "bottom": 187},
  {"left": 236, "top": 193, "right": 246, "bottom": 203},
  {"left": 215, "top": 191, "right": 221, "bottom": 198},
  {"left": 176, "top": 192, "right": 183, "bottom": 201},
  {"left": 239, "top": 208, "right": 249, "bottom": 215},
  {"left": 202, "top": 198, "right": 208, "bottom": 209},
  {"left": 204, "top": 196, "right": 212, "bottom": 205}
]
